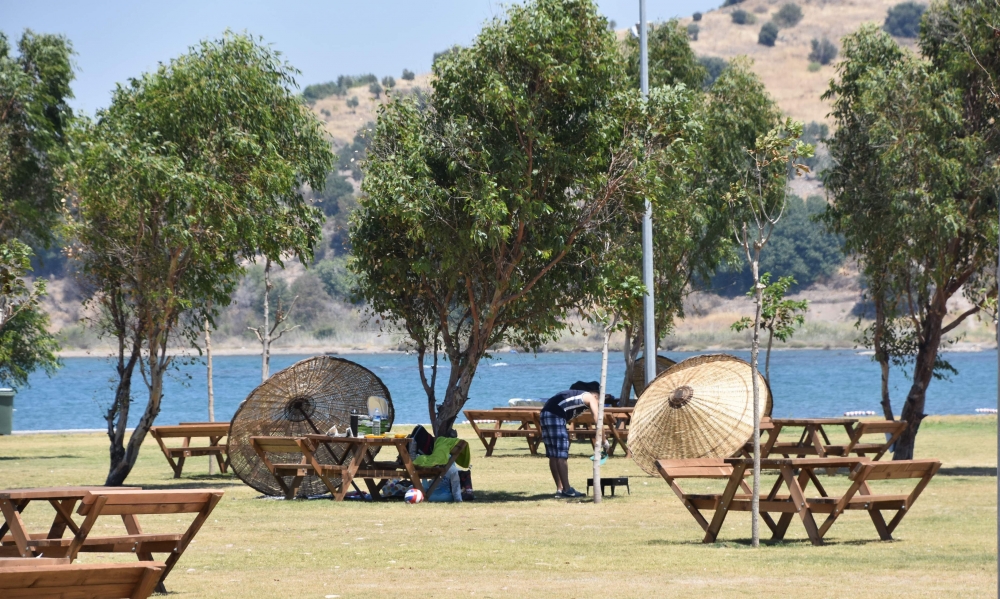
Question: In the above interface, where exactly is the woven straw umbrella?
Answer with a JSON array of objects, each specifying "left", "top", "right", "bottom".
[
  {"left": 628, "top": 354, "right": 772, "bottom": 476},
  {"left": 629, "top": 355, "right": 678, "bottom": 401},
  {"left": 228, "top": 356, "right": 393, "bottom": 497}
]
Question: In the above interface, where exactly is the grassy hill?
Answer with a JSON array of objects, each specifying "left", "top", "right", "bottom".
[{"left": 680, "top": 0, "right": 917, "bottom": 125}]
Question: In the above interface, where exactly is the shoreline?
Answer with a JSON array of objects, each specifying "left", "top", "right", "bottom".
[{"left": 56, "top": 340, "right": 998, "bottom": 359}]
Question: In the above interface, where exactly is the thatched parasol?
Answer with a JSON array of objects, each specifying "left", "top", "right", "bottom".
[
  {"left": 227, "top": 356, "right": 394, "bottom": 497},
  {"left": 628, "top": 354, "right": 772, "bottom": 476},
  {"left": 629, "top": 355, "right": 678, "bottom": 400}
]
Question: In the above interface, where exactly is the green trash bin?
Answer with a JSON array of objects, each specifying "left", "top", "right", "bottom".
[{"left": 0, "top": 388, "right": 13, "bottom": 435}]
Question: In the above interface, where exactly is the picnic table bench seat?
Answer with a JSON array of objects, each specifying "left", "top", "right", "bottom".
[
  {"left": 0, "top": 562, "right": 165, "bottom": 599},
  {"left": 149, "top": 422, "right": 230, "bottom": 478},
  {"left": 657, "top": 456, "right": 939, "bottom": 545}
]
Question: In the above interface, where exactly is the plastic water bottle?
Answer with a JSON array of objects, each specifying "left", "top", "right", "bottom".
[{"left": 373, "top": 408, "right": 382, "bottom": 436}]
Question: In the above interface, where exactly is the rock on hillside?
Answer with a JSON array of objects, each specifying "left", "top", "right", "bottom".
[{"left": 682, "top": 0, "right": 918, "bottom": 126}]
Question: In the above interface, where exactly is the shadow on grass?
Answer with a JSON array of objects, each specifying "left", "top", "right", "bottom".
[
  {"left": 133, "top": 478, "right": 243, "bottom": 490},
  {"left": 473, "top": 490, "right": 563, "bottom": 502},
  {"left": 938, "top": 466, "right": 996, "bottom": 477},
  {"left": 646, "top": 537, "right": 885, "bottom": 547},
  {"left": 0, "top": 454, "right": 81, "bottom": 461}
]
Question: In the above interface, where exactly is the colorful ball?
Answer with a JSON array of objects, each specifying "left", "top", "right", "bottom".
[{"left": 404, "top": 488, "right": 424, "bottom": 504}]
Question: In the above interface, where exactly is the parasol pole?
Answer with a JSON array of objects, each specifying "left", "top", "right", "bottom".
[{"left": 639, "top": 0, "right": 656, "bottom": 389}]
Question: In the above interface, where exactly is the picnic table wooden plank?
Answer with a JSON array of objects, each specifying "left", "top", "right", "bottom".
[{"left": 0, "top": 562, "right": 165, "bottom": 599}]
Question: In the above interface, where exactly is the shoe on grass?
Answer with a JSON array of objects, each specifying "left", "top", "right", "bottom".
[{"left": 561, "top": 487, "right": 585, "bottom": 498}]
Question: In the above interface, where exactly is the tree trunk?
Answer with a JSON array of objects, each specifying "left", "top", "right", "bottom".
[
  {"left": 432, "top": 352, "right": 482, "bottom": 436},
  {"left": 873, "top": 294, "right": 894, "bottom": 421},
  {"left": 594, "top": 322, "right": 611, "bottom": 504},
  {"left": 261, "top": 259, "right": 271, "bottom": 382},
  {"left": 206, "top": 318, "right": 216, "bottom": 475},
  {"left": 107, "top": 351, "right": 168, "bottom": 486},
  {"left": 893, "top": 307, "right": 946, "bottom": 460},
  {"left": 620, "top": 325, "right": 642, "bottom": 405},
  {"left": 764, "top": 326, "right": 774, "bottom": 385},
  {"left": 106, "top": 340, "right": 142, "bottom": 485},
  {"left": 749, "top": 255, "right": 763, "bottom": 548}
]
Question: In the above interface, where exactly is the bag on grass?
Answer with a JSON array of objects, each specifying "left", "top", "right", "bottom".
[{"left": 458, "top": 469, "right": 474, "bottom": 501}]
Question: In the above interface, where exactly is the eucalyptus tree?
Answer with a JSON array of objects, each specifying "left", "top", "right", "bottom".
[
  {"left": 0, "top": 30, "right": 73, "bottom": 386},
  {"left": 352, "top": 0, "right": 651, "bottom": 435},
  {"left": 615, "top": 50, "right": 783, "bottom": 401},
  {"left": 73, "top": 33, "right": 333, "bottom": 485},
  {"left": 824, "top": 12, "right": 1000, "bottom": 459}
]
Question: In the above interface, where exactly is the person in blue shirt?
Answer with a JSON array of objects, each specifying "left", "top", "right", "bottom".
[{"left": 540, "top": 389, "right": 600, "bottom": 498}]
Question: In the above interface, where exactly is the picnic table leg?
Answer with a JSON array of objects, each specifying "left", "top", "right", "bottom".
[
  {"left": 0, "top": 499, "right": 32, "bottom": 557},
  {"left": 211, "top": 435, "right": 229, "bottom": 474},
  {"left": 704, "top": 462, "right": 747, "bottom": 543},
  {"left": 151, "top": 492, "right": 222, "bottom": 593},
  {"left": 57, "top": 495, "right": 106, "bottom": 560},
  {"left": 334, "top": 447, "right": 367, "bottom": 501},
  {"left": 46, "top": 498, "right": 82, "bottom": 539},
  {"left": 485, "top": 436, "right": 498, "bottom": 458},
  {"left": 780, "top": 466, "right": 823, "bottom": 546},
  {"left": 397, "top": 443, "right": 425, "bottom": 496},
  {"left": 527, "top": 436, "right": 539, "bottom": 456}
]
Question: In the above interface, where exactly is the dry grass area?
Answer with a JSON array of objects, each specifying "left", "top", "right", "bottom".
[
  {"left": 310, "top": 73, "right": 432, "bottom": 148},
  {"left": 0, "top": 416, "right": 995, "bottom": 597},
  {"left": 681, "top": 0, "right": 918, "bottom": 125}
]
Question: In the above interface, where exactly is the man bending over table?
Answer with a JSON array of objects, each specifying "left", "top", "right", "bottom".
[{"left": 541, "top": 389, "right": 601, "bottom": 498}]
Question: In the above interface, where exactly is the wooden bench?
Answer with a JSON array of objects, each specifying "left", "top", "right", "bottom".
[
  {"left": 149, "top": 422, "right": 230, "bottom": 478},
  {"left": 0, "top": 562, "right": 165, "bottom": 598},
  {"left": 819, "top": 420, "right": 908, "bottom": 461},
  {"left": 250, "top": 436, "right": 319, "bottom": 499},
  {"left": 74, "top": 489, "right": 223, "bottom": 593},
  {"left": 464, "top": 409, "right": 542, "bottom": 457}
]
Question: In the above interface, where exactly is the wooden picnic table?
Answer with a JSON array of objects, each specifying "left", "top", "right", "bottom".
[
  {"left": 657, "top": 456, "right": 939, "bottom": 546},
  {"left": 464, "top": 409, "right": 542, "bottom": 456},
  {"left": 0, "top": 487, "right": 222, "bottom": 593},
  {"left": 759, "top": 417, "right": 906, "bottom": 461},
  {"left": 149, "top": 421, "right": 230, "bottom": 478},
  {"left": 252, "top": 434, "right": 466, "bottom": 501}
]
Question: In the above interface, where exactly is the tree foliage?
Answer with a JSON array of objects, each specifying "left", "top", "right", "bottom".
[
  {"left": 758, "top": 22, "right": 779, "bottom": 46},
  {"left": 302, "top": 73, "right": 378, "bottom": 102},
  {"left": 822, "top": 9, "right": 1000, "bottom": 459},
  {"left": 352, "top": 0, "right": 653, "bottom": 433},
  {"left": 809, "top": 38, "right": 838, "bottom": 65},
  {"left": 0, "top": 29, "right": 71, "bottom": 388},
  {"left": 0, "top": 30, "right": 75, "bottom": 247},
  {"left": 732, "top": 9, "right": 757, "bottom": 25},
  {"left": 772, "top": 3, "right": 804, "bottom": 27},
  {"left": 698, "top": 56, "right": 729, "bottom": 89},
  {"left": 624, "top": 20, "right": 707, "bottom": 91},
  {"left": 732, "top": 273, "right": 808, "bottom": 382},
  {"left": 72, "top": 32, "right": 333, "bottom": 485},
  {"left": 712, "top": 195, "right": 844, "bottom": 294},
  {"left": 884, "top": 2, "right": 927, "bottom": 38}
]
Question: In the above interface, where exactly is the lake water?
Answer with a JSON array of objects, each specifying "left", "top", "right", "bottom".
[{"left": 8, "top": 349, "right": 999, "bottom": 431}]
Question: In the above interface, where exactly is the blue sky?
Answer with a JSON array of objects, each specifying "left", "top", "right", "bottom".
[{"left": 2, "top": 0, "right": 717, "bottom": 114}]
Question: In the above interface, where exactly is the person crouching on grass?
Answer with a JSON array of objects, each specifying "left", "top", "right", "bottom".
[{"left": 540, "top": 389, "right": 600, "bottom": 498}]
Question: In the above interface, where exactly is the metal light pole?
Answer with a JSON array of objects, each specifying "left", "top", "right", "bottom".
[{"left": 640, "top": 0, "right": 656, "bottom": 387}]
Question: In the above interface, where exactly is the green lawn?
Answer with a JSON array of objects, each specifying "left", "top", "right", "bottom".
[{"left": 0, "top": 416, "right": 996, "bottom": 598}]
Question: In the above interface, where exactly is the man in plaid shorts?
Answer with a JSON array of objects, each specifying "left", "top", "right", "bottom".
[{"left": 540, "top": 389, "right": 600, "bottom": 498}]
